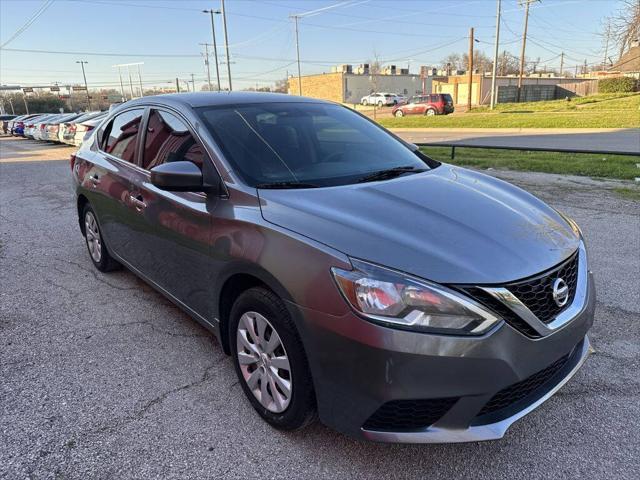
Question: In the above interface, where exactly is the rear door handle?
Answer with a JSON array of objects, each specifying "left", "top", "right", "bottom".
[
  {"left": 129, "top": 194, "right": 147, "bottom": 211},
  {"left": 89, "top": 174, "right": 100, "bottom": 185}
]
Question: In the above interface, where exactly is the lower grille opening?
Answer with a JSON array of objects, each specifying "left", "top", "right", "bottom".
[
  {"left": 362, "top": 397, "right": 458, "bottom": 432},
  {"left": 473, "top": 341, "right": 582, "bottom": 425}
]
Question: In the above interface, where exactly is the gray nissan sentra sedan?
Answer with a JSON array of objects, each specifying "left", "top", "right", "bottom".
[{"left": 72, "top": 92, "right": 594, "bottom": 443}]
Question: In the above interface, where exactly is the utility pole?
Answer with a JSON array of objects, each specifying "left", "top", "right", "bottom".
[
  {"left": 127, "top": 66, "right": 135, "bottom": 99},
  {"left": 22, "top": 91, "right": 29, "bottom": 114},
  {"left": 517, "top": 0, "right": 537, "bottom": 102},
  {"left": 467, "top": 27, "right": 474, "bottom": 111},
  {"left": 8, "top": 96, "right": 15, "bottom": 115},
  {"left": 176, "top": 77, "right": 181, "bottom": 93},
  {"left": 76, "top": 60, "right": 91, "bottom": 109},
  {"left": 220, "top": 0, "right": 232, "bottom": 91},
  {"left": 190, "top": 73, "right": 196, "bottom": 92},
  {"left": 200, "top": 43, "right": 213, "bottom": 90},
  {"left": 202, "top": 9, "right": 221, "bottom": 91},
  {"left": 291, "top": 15, "right": 302, "bottom": 95},
  {"left": 559, "top": 52, "right": 564, "bottom": 77},
  {"left": 490, "top": 0, "right": 501, "bottom": 109}
]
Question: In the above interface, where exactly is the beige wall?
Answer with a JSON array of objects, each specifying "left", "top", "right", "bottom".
[{"left": 287, "top": 72, "right": 343, "bottom": 103}]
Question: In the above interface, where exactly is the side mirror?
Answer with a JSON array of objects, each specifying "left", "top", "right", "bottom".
[{"left": 150, "top": 161, "right": 205, "bottom": 192}]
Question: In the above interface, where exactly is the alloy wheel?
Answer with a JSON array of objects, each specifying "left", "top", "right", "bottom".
[
  {"left": 236, "top": 311, "right": 292, "bottom": 413},
  {"left": 84, "top": 211, "right": 102, "bottom": 263}
]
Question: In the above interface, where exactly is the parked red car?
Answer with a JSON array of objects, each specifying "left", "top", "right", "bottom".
[{"left": 392, "top": 94, "right": 454, "bottom": 117}]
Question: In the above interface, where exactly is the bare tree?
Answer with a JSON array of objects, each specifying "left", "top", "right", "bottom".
[
  {"left": 607, "top": 0, "right": 640, "bottom": 59},
  {"left": 442, "top": 51, "right": 493, "bottom": 73}
]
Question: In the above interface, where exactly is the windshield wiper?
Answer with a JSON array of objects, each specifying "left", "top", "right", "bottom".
[
  {"left": 255, "top": 181, "right": 319, "bottom": 189},
  {"left": 356, "top": 166, "right": 426, "bottom": 184}
]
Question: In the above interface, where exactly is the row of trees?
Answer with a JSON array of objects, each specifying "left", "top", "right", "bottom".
[{"left": 0, "top": 89, "right": 125, "bottom": 115}]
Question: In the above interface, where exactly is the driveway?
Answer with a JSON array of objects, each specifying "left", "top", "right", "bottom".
[
  {"left": 1, "top": 137, "right": 638, "bottom": 479},
  {"left": 392, "top": 128, "right": 640, "bottom": 154}
]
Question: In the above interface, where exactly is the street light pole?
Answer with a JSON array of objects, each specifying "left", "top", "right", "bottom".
[
  {"left": 489, "top": 0, "right": 501, "bottom": 110},
  {"left": 200, "top": 43, "right": 213, "bottom": 90},
  {"left": 137, "top": 64, "right": 144, "bottom": 97},
  {"left": 76, "top": 60, "right": 91, "bottom": 109},
  {"left": 117, "top": 66, "right": 126, "bottom": 101},
  {"left": 220, "top": 0, "right": 232, "bottom": 91},
  {"left": 203, "top": 9, "right": 222, "bottom": 91}
]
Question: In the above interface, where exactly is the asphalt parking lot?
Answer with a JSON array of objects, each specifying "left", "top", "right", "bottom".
[{"left": 1, "top": 136, "right": 638, "bottom": 479}]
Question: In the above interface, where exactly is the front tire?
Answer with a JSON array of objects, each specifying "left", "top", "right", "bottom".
[
  {"left": 426, "top": 108, "right": 436, "bottom": 116},
  {"left": 394, "top": 109, "right": 404, "bottom": 117},
  {"left": 82, "top": 204, "right": 120, "bottom": 272},
  {"left": 362, "top": 99, "right": 368, "bottom": 106},
  {"left": 230, "top": 287, "right": 316, "bottom": 430}
]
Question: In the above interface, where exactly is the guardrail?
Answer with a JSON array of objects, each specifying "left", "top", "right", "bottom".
[{"left": 415, "top": 143, "right": 640, "bottom": 160}]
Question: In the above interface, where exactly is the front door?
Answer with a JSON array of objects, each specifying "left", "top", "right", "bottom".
[{"left": 125, "top": 108, "right": 220, "bottom": 320}]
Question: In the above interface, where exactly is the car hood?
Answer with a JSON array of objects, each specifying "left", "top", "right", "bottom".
[{"left": 258, "top": 166, "right": 580, "bottom": 284}]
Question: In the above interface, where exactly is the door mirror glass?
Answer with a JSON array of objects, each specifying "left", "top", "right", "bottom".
[{"left": 150, "top": 161, "right": 204, "bottom": 192}]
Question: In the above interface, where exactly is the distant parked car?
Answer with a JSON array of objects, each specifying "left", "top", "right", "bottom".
[
  {"left": 44, "top": 113, "right": 82, "bottom": 142},
  {"left": 24, "top": 114, "right": 55, "bottom": 138},
  {"left": 9, "top": 114, "right": 40, "bottom": 136},
  {"left": 1, "top": 114, "right": 17, "bottom": 134},
  {"left": 60, "top": 111, "right": 103, "bottom": 145},
  {"left": 391, "top": 93, "right": 408, "bottom": 104},
  {"left": 392, "top": 94, "right": 454, "bottom": 117},
  {"left": 360, "top": 92, "right": 396, "bottom": 107},
  {"left": 70, "top": 111, "right": 107, "bottom": 146}
]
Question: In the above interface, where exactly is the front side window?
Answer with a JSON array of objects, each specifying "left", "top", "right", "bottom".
[
  {"left": 102, "top": 108, "right": 144, "bottom": 163},
  {"left": 197, "top": 102, "right": 434, "bottom": 187},
  {"left": 142, "top": 109, "right": 205, "bottom": 170}
]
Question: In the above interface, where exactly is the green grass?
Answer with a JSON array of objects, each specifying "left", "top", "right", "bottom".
[
  {"left": 421, "top": 146, "right": 640, "bottom": 180},
  {"left": 614, "top": 187, "right": 640, "bottom": 200},
  {"left": 379, "top": 93, "right": 640, "bottom": 129}
]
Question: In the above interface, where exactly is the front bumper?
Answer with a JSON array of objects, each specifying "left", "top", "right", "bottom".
[{"left": 291, "top": 270, "right": 595, "bottom": 443}]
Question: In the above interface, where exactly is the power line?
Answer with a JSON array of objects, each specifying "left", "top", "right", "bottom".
[{"left": 0, "top": 0, "right": 54, "bottom": 48}]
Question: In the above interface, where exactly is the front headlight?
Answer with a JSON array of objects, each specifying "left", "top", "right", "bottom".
[{"left": 332, "top": 259, "right": 501, "bottom": 335}]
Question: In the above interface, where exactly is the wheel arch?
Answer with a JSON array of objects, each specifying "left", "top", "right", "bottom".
[
  {"left": 77, "top": 194, "right": 89, "bottom": 235},
  {"left": 215, "top": 263, "right": 298, "bottom": 355}
]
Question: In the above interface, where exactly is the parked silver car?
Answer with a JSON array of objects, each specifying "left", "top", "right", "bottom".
[{"left": 72, "top": 92, "right": 594, "bottom": 443}]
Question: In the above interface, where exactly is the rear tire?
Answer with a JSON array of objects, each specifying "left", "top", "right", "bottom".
[
  {"left": 377, "top": 101, "right": 384, "bottom": 107},
  {"left": 230, "top": 287, "right": 317, "bottom": 431},
  {"left": 82, "top": 204, "right": 121, "bottom": 272},
  {"left": 426, "top": 108, "right": 436, "bottom": 116},
  {"left": 362, "top": 99, "right": 368, "bottom": 106},
  {"left": 394, "top": 110, "right": 404, "bottom": 117}
]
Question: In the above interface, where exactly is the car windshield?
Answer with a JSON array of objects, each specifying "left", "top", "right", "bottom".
[{"left": 197, "top": 102, "right": 433, "bottom": 187}]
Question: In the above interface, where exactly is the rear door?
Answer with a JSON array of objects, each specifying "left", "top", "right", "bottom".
[
  {"left": 125, "top": 107, "right": 218, "bottom": 318},
  {"left": 85, "top": 108, "right": 145, "bottom": 261}
]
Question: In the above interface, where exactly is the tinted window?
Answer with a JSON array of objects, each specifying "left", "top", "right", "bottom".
[
  {"left": 142, "top": 109, "right": 205, "bottom": 170},
  {"left": 197, "top": 102, "right": 431, "bottom": 187},
  {"left": 102, "top": 108, "right": 144, "bottom": 163}
]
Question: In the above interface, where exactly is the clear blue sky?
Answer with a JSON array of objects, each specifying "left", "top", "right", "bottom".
[{"left": 0, "top": 0, "right": 618, "bottom": 91}]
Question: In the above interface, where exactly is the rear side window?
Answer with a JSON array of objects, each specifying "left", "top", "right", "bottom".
[
  {"left": 101, "top": 108, "right": 144, "bottom": 163},
  {"left": 142, "top": 109, "right": 205, "bottom": 170}
]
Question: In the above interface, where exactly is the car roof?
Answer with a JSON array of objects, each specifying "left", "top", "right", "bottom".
[{"left": 120, "top": 91, "right": 330, "bottom": 110}]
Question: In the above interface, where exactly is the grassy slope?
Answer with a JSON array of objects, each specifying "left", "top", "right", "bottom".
[
  {"left": 421, "top": 146, "right": 640, "bottom": 181},
  {"left": 379, "top": 93, "right": 640, "bottom": 129}
]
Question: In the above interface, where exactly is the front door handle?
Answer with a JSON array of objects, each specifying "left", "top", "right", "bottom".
[
  {"left": 89, "top": 174, "right": 100, "bottom": 186},
  {"left": 129, "top": 194, "right": 147, "bottom": 211}
]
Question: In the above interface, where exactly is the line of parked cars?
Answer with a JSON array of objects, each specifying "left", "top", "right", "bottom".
[{"left": 5, "top": 111, "right": 107, "bottom": 146}]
